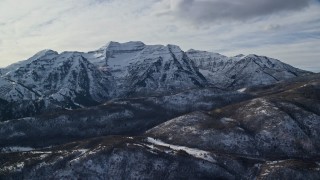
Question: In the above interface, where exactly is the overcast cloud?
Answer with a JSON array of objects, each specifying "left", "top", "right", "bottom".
[
  {"left": 0, "top": 0, "right": 319, "bottom": 72},
  {"left": 158, "top": 0, "right": 312, "bottom": 23}
]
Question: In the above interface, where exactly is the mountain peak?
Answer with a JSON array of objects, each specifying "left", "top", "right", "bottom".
[
  {"left": 234, "top": 54, "right": 245, "bottom": 58},
  {"left": 167, "top": 44, "right": 181, "bottom": 49},
  {"left": 186, "top": 49, "right": 224, "bottom": 55},
  {"left": 244, "top": 54, "right": 260, "bottom": 59},
  {"left": 99, "top": 41, "right": 146, "bottom": 52},
  {"left": 30, "top": 49, "right": 58, "bottom": 60},
  {"left": 186, "top": 49, "right": 228, "bottom": 61}
]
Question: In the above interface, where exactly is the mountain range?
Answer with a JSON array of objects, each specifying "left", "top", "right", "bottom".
[
  {"left": 0, "top": 41, "right": 319, "bottom": 179},
  {"left": 0, "top": 41, "right": 310, "bottom": 121}
]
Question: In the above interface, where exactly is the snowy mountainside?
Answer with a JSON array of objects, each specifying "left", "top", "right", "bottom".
[
  {"left": 3, "top": 51, "right": 116, "bottom": 107},
  {"left": 85, "top": 41, "right": 146, "bottom": 75},
  {"left": 1, "top": 73, "right": 320, "bottom": 179},
  {"left": 0, "top": 41, "right": 312, "bottom": 121},
  {"left": 147, "top": 74, "right": 320, "bottom": 159},
  {"left": 0, "top": 77, "right": 40, "bottom": 102},
  {"left": 86, "top": 42, "right": 207, "bottom": 96},
  {"left": 124, "top": 44, "right": 207, "bottom": 96},
  {"left": 1, "top": 49, "right": 59, "bottom": 75},
  {"left": 0, "top": 39, "right": 318, "bottom": 179},
  {"left": 187, "top": 50, "right": 311, "bottom": 89},
  {"left": 0, "top": 41, "right": 208, "bottom": 109}
]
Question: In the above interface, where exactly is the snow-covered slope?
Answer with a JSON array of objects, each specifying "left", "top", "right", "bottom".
[
  {"left": 124, "top": 44, "right": 207, "bottom": 96},
  {"left": 86, "top": 42, "right": 207, "bottom": 96},
  {"left": 187, "top": 50, "right": 311, "bottom": 89},
  {"left": 0, "top": 77, "right": 40, "bottom": 102},
  {"left": 0, "top": 41, "right": 311, "bottom": 121},
  {"left": 1, "top": 49, "right": 59, "bottom": 75},
  {"left": 85, "top": 41, "right": 146, "bottom": 74},
  {"left": 147, "top": 73, "right": 320, "bottom": 159},
  {"left": 3, "top": 51, "right": 115, "bottom": 107}
]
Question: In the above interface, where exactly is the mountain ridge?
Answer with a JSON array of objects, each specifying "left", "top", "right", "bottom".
[
  {"left": 0, "top": 41, "right": 319, "bottom": 179},
  {"left": 1, "top": 73, "right": 319, "bottom": 179},
  {"left": 0, "top": 41, "right": 312, "bottom": 121}
]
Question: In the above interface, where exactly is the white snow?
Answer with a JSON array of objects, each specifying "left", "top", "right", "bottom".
[
  {"left": 259, "top": 160, "right": 290, "bottom": 177},
  {"left": 316, "top": 162, "right": 320, "bottom": 171},
  {"left": 0, "top": 162, "right": 25, "bottom": 173},
  {"left": 186, "top": 49, "right": 229, "bottom": 62},
  {"left": 29, "top": 151, "right": 53, "bottom": 154},
  {"left": 260, "top": 169, "right": 271, "bottom": 176},
  {"left": 199, "top": 69, "right": 215, "bottom": 77},
  {"left": 100, "top": 41, "right": 145, "bottom": 52},
  {"left": 1, "top": 146, "right": 34, "bottom": 153},
  {"left": 237, "top": 88, "right": 246, "bottom": 93},
  {"left": 69, "top": 149, "right": 89, "bottom": 164},
  {"left": 266, "top": 160, "right": 286, "bottom": 165},
  {"left": 146, "top": 137, "right": 216, "bottom": 163},
  {"left": 220, "top": 117, "right": 236, "bottom": 124},
  {"left": 8, "top": 132, "right": 26, "bottom": 138}
]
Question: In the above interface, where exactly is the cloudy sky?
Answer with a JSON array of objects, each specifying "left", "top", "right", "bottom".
[{"left": 0, "top": 0, "right": 319, "bottom": 72}]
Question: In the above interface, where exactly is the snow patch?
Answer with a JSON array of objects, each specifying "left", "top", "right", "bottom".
[
  {"left": 146, "top": 137, "right": 216, "bottom": 163},
  {"left": 237, "top": 88, "right": 246, "bottom": 93},
  {"left": 1, "top": 146, "right": 34, "bottom": 153},
  {"left": 266, "top": 160, "right": 286, "bottom": 165},
  {"left": 69, "top": 149, "right": 89, "bottom": 164},
  {"left": 220, "top": 117, "right": 236, "bottom": 124},
  {"left": 199, "top": 69, "right": 215, "bottom": 77},
  {"left": 1, "top": 162, "right": 25, "bottom": 173}
]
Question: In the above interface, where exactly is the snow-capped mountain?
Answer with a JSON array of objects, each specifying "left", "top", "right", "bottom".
[
  {"left": 85, "top": 41, "right": 146, "bottom": 75},
  {"left": 3, "top": 51, "right": 115, "bottom": 107},
  {"left": 123, "top": 44, "right": 207, "bottom": 96},
  {"left": 187, "top": 49, "right": 310, "bottom": 89},
  {"left": 0, "top": 41, "right": 311, "bottom": 121},
  {"left": 0, "top": 41, "right": 319, "bottom": 179},
  {"left": 86, "top": 41, "right": 207, "bottom": 96},
  {"left": 1, "top": 49, "right": 59, "bottom": 75}
]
